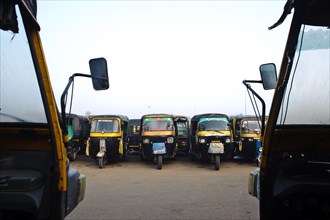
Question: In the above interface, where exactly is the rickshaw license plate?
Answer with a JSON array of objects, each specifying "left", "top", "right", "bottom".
[
  {"left": 99, "top": 139, "right": 106, "bottom": 151},
  {"left": 208, "top": 143, "right": 224, "bottom": 154},
  {"left": 152, "top": 143, "right": 166, "bottom": 154}
]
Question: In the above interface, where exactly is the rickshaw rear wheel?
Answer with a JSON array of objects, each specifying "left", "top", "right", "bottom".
[
  {"left": 214, "top": 155, "right": 220, "bottom": 170},
  {"left": 68, "top": 150, "right": 77, "bottom": 161},
  {"left": 98, "top": 157, "right": 105, "bottom": 169},
  {"left": 157, "top": 155, "right": 163, "bottom": 170}
]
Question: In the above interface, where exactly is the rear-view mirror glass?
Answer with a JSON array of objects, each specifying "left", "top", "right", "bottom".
[
  {"left": 89, "top": 58, "right": 109, "bottom": 90},
  {"left": 259, "top": 63, "right": 277, "bottom": 90}
]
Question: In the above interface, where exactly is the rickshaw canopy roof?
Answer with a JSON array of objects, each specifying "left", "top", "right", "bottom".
[
  {"left": 191, "top": 113, "right": 229, "bottom": 123},
  {"left": 0, "top": 0, "right": 40, "bottom": 33},
  {"left": 91, "top": 115, "right": 129, "bottom": 123}
]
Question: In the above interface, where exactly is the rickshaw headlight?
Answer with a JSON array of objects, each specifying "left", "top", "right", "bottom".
[
  {"left": 225, "top": 138, "right": 231, "bottom": 143},
  {"left": 143, "top": 138, "right": 150, "bottom": 144},
  {"left": 167, "top": 137, "right": 174, "bottom": 144},
  {"left": 259, "top": 147, "right": 263, "bottom": 152},
  {"left": 199, "top": 138, "right": 206, "bottom": 144}
]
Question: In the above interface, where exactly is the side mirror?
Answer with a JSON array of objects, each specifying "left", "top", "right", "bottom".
[
  {"left": 259, "top": 63, "right": 277, "bottom": 90},
  {"left": 89, "top": 58, "right": 109, "bottom": 90}
]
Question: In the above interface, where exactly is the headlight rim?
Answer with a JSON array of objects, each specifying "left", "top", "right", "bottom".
[
  {"left": 199, "top": 138, "right": 206, "bottom": 144},
  {"left": 167, "top": 137, "right": 174, "bottom": 144}
]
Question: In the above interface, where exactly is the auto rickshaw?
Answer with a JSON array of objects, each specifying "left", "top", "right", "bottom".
[
  {"left": 190, "top": 113, "right": 233, "bottom": 170},
  {"left": 0, "top": 1, "right": 109, "bottom": 219},
  {"left": 87, "top": 115, "right": 129, "bottom": 168},
  {"left": 65, "top": 113, "right": 85, "bottom": 161},
  {"left": 231, "top": 115, "right": 263, "bottom": 164},
  {"left": 247, "top": 0, "right": 330, "bottom": 219},
  {"left": 127, "top": 119, "right": 141, "bottom": 153},
  {"left": 140, "top": 114, "right": 176, "bottom": 170},
  {"left": 174, "top": 115, "right": 190, "bottom": 155},
  {"left": 80, "top": 116, "right": 91, "bottom": 155}
]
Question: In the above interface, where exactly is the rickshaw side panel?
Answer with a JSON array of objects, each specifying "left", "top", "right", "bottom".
[{"left": 0, "top": 153, "right": 53, "bottom": 219}]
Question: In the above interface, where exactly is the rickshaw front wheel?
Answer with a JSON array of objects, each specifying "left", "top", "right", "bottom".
[
  {"left": 214, "top": 155, "right": 220, "bottom": 170},
  {"left": 98, "top": 157, "right": 105, "bottom": 169},
  {"left": 157, "top": 155, "right": 163, "bottom": 170}
]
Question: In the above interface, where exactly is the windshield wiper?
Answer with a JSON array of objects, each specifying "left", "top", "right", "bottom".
[
  {"left": 0, "top": 112, "right": 26, "bottom": 122},
  {"left": 268, "top": 0, "right": 294, "bottom": 30},
  {"left": 203, "top": 130, "right": 226, "bottom": 134}
]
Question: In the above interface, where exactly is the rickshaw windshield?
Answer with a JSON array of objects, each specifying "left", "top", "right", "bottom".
[
  {"left": 129, "top": 125, "right": 140, "bottom": 134},
  {"left": 0, "top": 7, "right": 47, "bottom": 123},
  {"left": 277, "top": 25, "right": 330, "bottom": 125},
  {"left": 91, "top": 119, "right": 120, "bottom": 133},
  {"left": 198, "top": 117, "right": 229, "bottom": 131},
  {"left": 143, "top": 117, "right": 174, "bottom": 131},
  {"left": 177, "top": 121, "right": 188, "bottom": 136},
  {"left": 241, "top": 120, "right": 261, "bottom": 134}
]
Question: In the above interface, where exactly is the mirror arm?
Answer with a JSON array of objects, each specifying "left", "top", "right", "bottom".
[
  {"left": 60, "top": 73, "right": 92, "bottom": 134},
  {"left": 242, "top": 80, "right": 266, "bottom": 135},
  {"left": 244, "top": 80, "right": 262, "bottom": 84}
]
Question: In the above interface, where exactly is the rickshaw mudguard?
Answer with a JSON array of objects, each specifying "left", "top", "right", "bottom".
[
  {"left": 66, "top": 166, "right": 86, "bottom": 215},
  {"left": 119, "top": 138, "right": 124, "bottom": 155},
  {"left": 97, "top": 151, "right": 106, "bottom": 158}
]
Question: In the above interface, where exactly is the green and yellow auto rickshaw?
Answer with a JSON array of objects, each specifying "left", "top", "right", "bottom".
[
  {"left": 190, "top": 113, "right": 233, "bottom": 170},
  {"left": 65, "top": 113, "right": 86, "bottom": 161},
  {"left": 87, "top": 115, "right": 129, "bottom": 168},
  {"left": 0, "top": 1, "right": 109, "bottom": 218},
  {"left": 174, "top": 115, "right": 190, "bottom": 155},
  {"left": 247, "top": 0, "right": 330, "bottom": 219},
  {"left": 140, "top": 114, "right": 176, "bottom": 170},
  {"left": 127, "top": 119, "right": 141, "bottom": 153},
  {"left": 231, "top": 115, "right": 263, "bottom": 164}
]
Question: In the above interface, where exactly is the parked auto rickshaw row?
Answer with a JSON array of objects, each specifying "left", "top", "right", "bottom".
[{"left": 80, "top": 112, "right": 264, "bottom": 170}]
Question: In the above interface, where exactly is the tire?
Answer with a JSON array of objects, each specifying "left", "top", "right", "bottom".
[
  {"left": 214, "top": 155, "right": 220, "bottom": 170},
  {"left": 157, "top": 155, "right": 163, "bottom": 170},
  {"left": 68, "top": 149, "right": 77, "bottom": 161},
  {"left": 71, "top": 150, "right": 77, "bottom": 161},
  {"left": 98, "top": 157, "right": 105, "bottom": 169}
]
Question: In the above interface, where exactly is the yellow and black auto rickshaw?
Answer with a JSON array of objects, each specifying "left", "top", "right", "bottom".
[
  {"left": 87, "top": 115, "right": 129, "bottom": 168},
  {"left": 140, "top": 114, "right": 176, "bottom": 170},
  {"left": 247, "top": 0, "right": 330, "bottom": 219},
  {"left": 0, "top": 1, "right": 109, "bottom": 219},
  {"left": 231, "top": 115, "right": 263, "bottom": 164},
  {"left": 127, "top": 119, "right": 141, "bottom": 153},
  {"left": 174, "top": 115, "right": 190, "bottom": 155},
  {"left": 190, "top": 113, "right": 233, "bottom": 170}
]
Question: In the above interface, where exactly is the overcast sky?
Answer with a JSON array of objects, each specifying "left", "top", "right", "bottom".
[{"left": 38, "top": 1, "right": 291, "bottom": 119}]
